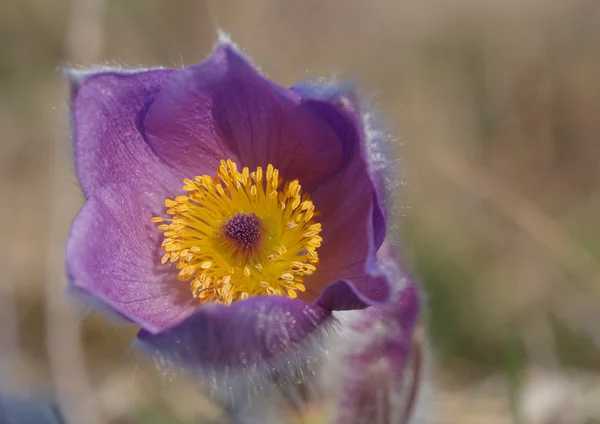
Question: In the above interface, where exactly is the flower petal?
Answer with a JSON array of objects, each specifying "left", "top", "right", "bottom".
[
  {"left": 71, "top": 68, "right": 183, "bottom": 197},
  {"left": 136, "top": 296, "right": 330, "bottom": 370},
  {"left": 66, "top": 184, "right": 197, "bottom": 334},
  {"left": 143, "top": 42, "right": 345, "bottom": 192},
  {"left": 292, "top": 87, "right": 388, "bottom": 307},
  {"left": 314, "top": 275, "right": 390, "bottom": 311},
  {"left": 310, "top": 201, "right": 390, "bottom": 310},
  {"left": 301, "top": 95, "right": 386, "bottom": 248}
]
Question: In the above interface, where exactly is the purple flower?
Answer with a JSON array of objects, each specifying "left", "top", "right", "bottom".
[
  {"left": 66, "top": 36, "right": 419, "bottom": 401},
  {"left": 329, "top": 249, "right": 422, "bottom": 424}
]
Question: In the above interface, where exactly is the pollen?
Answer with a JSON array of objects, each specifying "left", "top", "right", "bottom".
[{"left": 153, "top": 160, "right": 322, "bottom": 305}]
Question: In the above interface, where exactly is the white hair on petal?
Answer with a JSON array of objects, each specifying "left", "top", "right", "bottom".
[
  {"left": 216, "top": 28, "right": 233, "bottom": 47},
  {"left": 132, "top": 306, "right": 347, "bottom": 418},
  {"left": 64, "top": 28, "right": 248, "bottom": 90},
  {"left": 63, "top": 64, "right": 170, "bottom": 89},
  {"left": 214, "top": 29, "right": 268, "bottom": 77},
  {"left": 358, "top": 94, "right": 410, "bottom": 251}
]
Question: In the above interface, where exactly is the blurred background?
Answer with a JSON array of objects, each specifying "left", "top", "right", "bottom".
[{"left": 1, "top": 0, "right": 600, "bottom": 423}]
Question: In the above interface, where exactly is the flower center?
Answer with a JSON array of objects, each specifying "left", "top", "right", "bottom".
[
  {"left": 223, "top": 213, "right": 262, "bottom": 250},
  {"left": 152, "top": 160, "right": 322, "bottom": 305}
]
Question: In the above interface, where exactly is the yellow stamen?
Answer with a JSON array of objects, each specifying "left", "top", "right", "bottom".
[{"left": 153, "top": 160, "right": 322, "bottom": 305}]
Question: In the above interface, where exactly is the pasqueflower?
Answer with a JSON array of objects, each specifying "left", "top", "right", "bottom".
[{"left": 66, "top": 36, "right": 419, "bottom": 405}]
